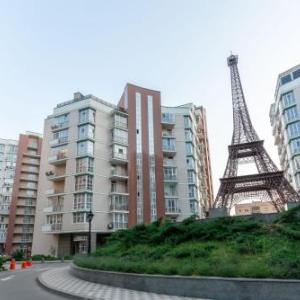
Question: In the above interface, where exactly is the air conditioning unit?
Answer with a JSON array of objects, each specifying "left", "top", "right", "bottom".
[{"left": 107, "top": 223, "right": 113, "bottom": 230}]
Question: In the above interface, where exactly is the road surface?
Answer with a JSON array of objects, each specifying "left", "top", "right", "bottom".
[{"left": 0, "top": 263, "right": 67, "bottom": 300}]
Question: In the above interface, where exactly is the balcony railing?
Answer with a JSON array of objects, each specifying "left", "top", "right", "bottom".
[
  {"left": 164, "top": 174, "right": 177, "bottom": 181},
  {"left": 165, "top": 206, "right": 181, "bottom": 214},
  {"left": 49, "top": 136, "right": 68, "bottom": 147},
  {"left": 111, "top": 152, "right": 128, "bottom": 162},
  {"left": 162, "top": 145, "right": 176, "bottom": 153},
  {"left": 46, "top": 170, "right": 66, "bottom": 180},
  {"left": 51, "top": 121, "right": 69, "bottom": 131},
  {"left": 112, "top": 135, "right": 128, "bottom": 145},
  {"left": 113, "top": 222, "right": 128, "bottom": 230},
  {"left": 45, "top": 189, "right": 64, "bottom": 196},
  {"left": 161, "top": 115, "right": 175, "bottom": 125},
  {"left": 48, "top": 151, "right": 67, "bottom": 164},
  {"left": 43, "top": 205, "right": 63, "bottom": 213},
  {"left": 42, "top": 223, "right": 62, "bottom": 232},
  {"left": 110, "top": 169, "right": 128, "bottom": 180}
]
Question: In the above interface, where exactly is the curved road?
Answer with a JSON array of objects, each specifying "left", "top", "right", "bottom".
[{"left": 0, "top": 263, "right": 67, "bottom": 300}]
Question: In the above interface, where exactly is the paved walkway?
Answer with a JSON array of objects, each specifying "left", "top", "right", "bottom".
[{"left": 39, "top": 266, "right": 212, "bottom": 300}]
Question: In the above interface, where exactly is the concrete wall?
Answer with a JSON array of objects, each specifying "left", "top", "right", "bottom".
[{"left": 70, "top": 264, "right": 300, "bottom": 300}]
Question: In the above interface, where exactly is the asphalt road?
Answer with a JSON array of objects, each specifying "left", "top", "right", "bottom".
[{"left": 0, "top": 263, "right": 68, "bottom": 300}]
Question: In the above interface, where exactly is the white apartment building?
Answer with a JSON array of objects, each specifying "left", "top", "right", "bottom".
[
  {"left": 0, "top": 138, "right": 18, "bottom": 253},
  {"left": 270, "top": 64, "right": 300, "bottom": 192}
]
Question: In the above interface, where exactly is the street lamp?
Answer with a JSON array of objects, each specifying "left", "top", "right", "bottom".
[{"left": 86, "top": 209, "right": 94, "bottom": 255}]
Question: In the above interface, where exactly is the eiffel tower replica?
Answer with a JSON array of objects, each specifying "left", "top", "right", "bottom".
[{"left": 213, "top": 54, "right": 300, "bottom": 214}]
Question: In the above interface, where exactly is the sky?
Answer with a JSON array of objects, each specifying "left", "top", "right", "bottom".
[{"left": 1, "top": 0, "right": 300, "bottom": 193}]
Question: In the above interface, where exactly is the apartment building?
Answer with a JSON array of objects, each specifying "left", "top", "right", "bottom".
[
  {"left": 0, "top": 139, "right": 18, "bottom": 254},
  {"left": 32, "top": 84, "right": 213, "bottom": 256},
  {"left": 5, "top": 132, "right": 42, "bottom": 255},
  {"left": 270, "top": 64, "right": 300, "bottom": 192}
]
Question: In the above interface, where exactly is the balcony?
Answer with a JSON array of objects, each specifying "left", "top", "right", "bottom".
[
  {"left": 48, "top": 151, "right": 67, "bottom": 165},
  {"left": 165, "top": 206, "right": 181, "bottom": 216},
  {"left": 111, "top": 152, "right": 128, "bottom": 165},
  {"left": 113, "top": 120, "right": 128, "bottom": 131},
  {"left": 162, "top": 145, "right": 176, "bottom": 157},
  {"left": 111, "top": 135, "right": 128, "bottom": 146},
  {"left": 45, "top": 189, "right": 65, "bottom": 197},
  {"left": 49, "top": 136, "right": 68, "bottom": 147},
  {"left": 23, "top": 158, "right": 40, "bottom": 166},
  {"left": 110, "top": 195, "right": 129, "bottom": 212},
  {"left": 164, "top": 174, "right": 178, "bottom": 182},
  {"left": 46, "top": 170, "right": 66, "bottom": 182},
  {"left": 109, "top": 169, "right": 128, "bottom": 181},
  {"left": 164, "top": 192, "right": 178, "bottom": 198},
  {"left": 0, "top": 207, "right": 10, "bottom": 215},
  {"left": 51, "top": 121, "right": 69, "bottom": 132},
  {"left": 43, "top": 205, "right": 63, "bottom": 214},
  {"left": 42, "top": 223, "right": 62, "bottom": 233},
  {"left": 161, "top": 114, "right": 175, "bottom": 128}
]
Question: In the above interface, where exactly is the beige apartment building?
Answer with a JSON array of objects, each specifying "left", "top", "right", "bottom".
[
  {"left": 32, "top": 84, "right": 213, "bottom": 256},
  {"left": 0, "top": 138, "right": 18, "bottom": 254}
]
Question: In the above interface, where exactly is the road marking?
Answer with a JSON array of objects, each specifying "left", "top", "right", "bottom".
[{"left": 1, "top": 275, "right": 14, "bottom": 281}]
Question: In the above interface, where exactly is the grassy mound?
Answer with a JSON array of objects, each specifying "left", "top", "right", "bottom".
[{"left": 74, "top": 206, "right": 300, "bottom": 278}]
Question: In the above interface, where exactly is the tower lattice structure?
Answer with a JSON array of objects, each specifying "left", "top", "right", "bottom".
[{"left": 213, "top": 54, "right": 300, "bottom": 212}]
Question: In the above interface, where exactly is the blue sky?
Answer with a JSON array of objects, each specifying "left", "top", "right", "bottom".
[{"left": 1, "top": 0, "right": 300, "bottom": 192}]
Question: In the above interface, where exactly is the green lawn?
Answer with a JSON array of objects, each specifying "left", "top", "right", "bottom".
[{"left": 74, "top": 206, "right": 300, "bottom": 279}]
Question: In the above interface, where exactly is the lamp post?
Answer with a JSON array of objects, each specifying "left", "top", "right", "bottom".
[{"left": 86, "top": 209, "right": 94, "bottom": 255}]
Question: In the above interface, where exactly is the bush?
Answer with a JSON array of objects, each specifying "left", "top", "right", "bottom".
[{"left": 73, "top": 209, "right": 300, "bottom": 279}]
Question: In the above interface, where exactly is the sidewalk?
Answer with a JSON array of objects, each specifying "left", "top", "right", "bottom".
[{"left": 39, "top": 266, "right": 211, "bottom": 300}]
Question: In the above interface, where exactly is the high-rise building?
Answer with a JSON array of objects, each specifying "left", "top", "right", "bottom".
[
  {"left": 0, "top": 138, "right": 18, "bottom": 254},
  {"left": 32, "top": 84, "right": 213, "bottom": 256},
  {"left": 270, "top": 64, "right": 300, "bottom": 193},
  {"left": 5, "top": 132, "right": 42, "bottom": 255}
]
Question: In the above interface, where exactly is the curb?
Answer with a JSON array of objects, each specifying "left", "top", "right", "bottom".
[{"left": 37, "top": 268, "right": 94, "bottom": 300}]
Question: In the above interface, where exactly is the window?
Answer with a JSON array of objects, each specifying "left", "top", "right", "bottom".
[
  {"left": 114, "top": 114, "right": 127, "bottom": 129},
  {"left": 185, "top": 142, "right": 193, "bottom": 155},
  {"left": 287, "top": 122, "right": 300, "bottom": 138},
  {"left": 190, "top": 200, "right": 198, "bottom": 214},
  {"left": 78, "top": 124, "right": 95, "bottom": 140},
  {"left": 113, "top": 213, "right": 128, "bottom": 229},
  {"left": 75, "top": 175, "right": 93, "bottom": 191},
  {"left": 112, "top": 128, "right": 128, "bottom": 144},
  {"left": 0, "top": 144, "right": 4, "bottom": 152},
  {"left": 294, "top": 156, "right": 300, "bottom": 171},
  {"left": 164, "top": 167, "right": 177, "bottom": 180},
  {"left": 8, "top": 145, "right": 17, "bottom": 153},
  {"left": 282, "top": 91, "right": 295, "bottom": 108},
  {"left": 184, "top": 116, "right": 192, "bottom": 128},
  {"left": 291, "top": 138, "right": 300, "bottom": 155},
  {"left": 73, "top": 212, "right": 88, "bottom": 223},
  {"left": 162, "top": 113, "right": 174, "bottom": 123},
  {"left": 293, "top": 69, "right": 300, "bottom": 80},
  {"left": 74, "top": 193, "right": 92, "bottom": 210},
  {"left": 76, "top": 157, "right": 94, "bottom": 173},
  {"left": 79, "top": 108, "right": 95, "bottom": 124},
  {"left": 54, "top": 114, "right": 69, "bottom": 126},
  {"left": 284, "top": 106, "right": 298, "bottom": 123},
  {"left": 53, "top": 129, "right": 68, "bottom": 144},
  {"left": 111, "top": 195, "right": 128, "bottom": 210},
  {"left": 186, "top": 157, "right": 195, "bottom": 169},
  {"left": 188, "top": 185, "right": 197, "bottom": 198},
  {"left": 185, "top": 129, "right": 192, "bottom": 141},
  {"left": 77, "top": 141, "right": 94, "bottom": 156},
  {"left": 162, "top": 138, "right": 176, "bottom": 151},
  {"left": 281, "top": 74, "right": 292, "bottom": 85},
  {"left": 166, "top": 198, "right": 177, "bottom": 211},
  {"left": 187, "top": 170, "right": 195, "bottom": 183}
]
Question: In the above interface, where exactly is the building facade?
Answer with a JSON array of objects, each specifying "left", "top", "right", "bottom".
[
  {"left": 270, "top": 64, "right": 300, "bottom": 192},
  {"left": 5, "top": 132, "right": 42, "bottom": 255},
  {"left": 32, "top": 84, "right": 213, "bottom": 256},
  {"left": 0, "top": 138, "right": 18, "bottom": 254}
]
